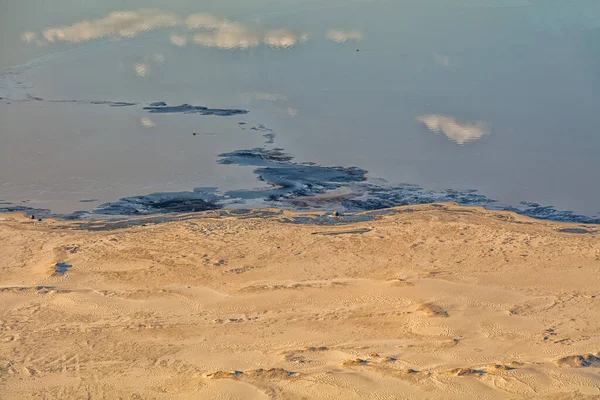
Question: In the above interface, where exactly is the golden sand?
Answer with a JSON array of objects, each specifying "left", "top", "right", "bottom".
[{"left": 1, "top": 203, "right": 599, "bottom": 399}]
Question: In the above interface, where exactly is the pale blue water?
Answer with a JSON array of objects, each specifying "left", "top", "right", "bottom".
[{"left": 1, "top": 0, "right": 599, "bottom": 221}]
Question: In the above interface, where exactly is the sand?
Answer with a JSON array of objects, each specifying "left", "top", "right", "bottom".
[{"left": 0, "top": 203, "right": 599, "bottom": 399}]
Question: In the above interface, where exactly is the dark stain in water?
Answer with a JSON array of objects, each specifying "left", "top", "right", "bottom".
[
  {"left": 2, "top": 146, "right": 600, "bottom": 227},
  {"left": 219, "top": 148, "right": 366, "bottom": 201},
  {"left": 143, "top": 102, "right": 248, "bottom": 116},
  {"left": 90, "top": 189, "right": 222, "bottom": 216},
  {"left": 246, "top": 124, "right": 275, "bottom": 144},
  {"left": 263, "top": 133, "right": 275, "bottom": 144},
  {"left": 79, "top": 199, "right": 98, "bottom": 203},
  {"left": 54, "top": 262, "right": 72, "bottom": 276}
]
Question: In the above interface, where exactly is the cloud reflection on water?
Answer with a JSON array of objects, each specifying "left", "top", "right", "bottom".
[
  {"left": 133, "top": 62, "right": 149, "bottom": 77},
  {"left": 140, "top": 117, "right": 155, "bottom": 127},
  {"left": 326, "top": 29, "right": 363, "bottom": 43},
  {"left": 22, "top": 9, "right": 310, "bottom": 50},
  {"left": 418, "top": 114, "right": 489, "bottom": 144},
  {"left": 169, "top": 34, "right": 187, "bottom": 47},
  {"left": 21, "top": 9, "right": 360, "bottom": 50},
  {"left": 40, "top": 9, "right": 180, "bottom": 43}
]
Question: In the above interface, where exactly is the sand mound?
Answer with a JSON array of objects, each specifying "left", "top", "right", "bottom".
[
  {"left": 343, "top": 359, "right": 368, "bottom": 366},
  {"left": 444, "top": 368, "right": 485, "bottom": 376},
  {"left": 418, "top": 302, "right": 449, "bottom": 317},
  {"left": 488, "top": 364, "right": 516, "bottom": 371},
  {"left": 208, "top": 368, "right": 295, "bottom": 380},
  {"left": 246, "top": 368, "right": 296, "bottom": 379},
  {"left": 208, "top": 370, "right": 244, "bottom": 379}
]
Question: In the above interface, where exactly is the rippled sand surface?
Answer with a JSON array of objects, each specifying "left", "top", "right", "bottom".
[{"left": 1, "top": 204, "right": 599, "bottom": 399}]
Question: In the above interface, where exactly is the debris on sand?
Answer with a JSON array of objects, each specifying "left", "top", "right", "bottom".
[
  {"left": 207, "top": 370, "right": 244, "bottom": 379},
  {"left": 418, "top": 302, "right": 449, "bottom": 317},
  {"left": 556, "top": 353, "right": 600, "bottom": 368},
  {"left": 489, "top": 364, "right": 516, "bottom": 371},
  {"left": 245, "top": 368, "right": 296, "bottom": 379},
  {"left": 444, "top": 367, "right": 485, "bottom": 376},
  {"left": 343, "top": 358, "right": 368, "bottom": 366},
  {"left": 208, "top": 368, "right": 296, "bottom": 380}
]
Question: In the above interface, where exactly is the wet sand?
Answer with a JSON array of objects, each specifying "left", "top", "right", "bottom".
[{"left": 0, "top": 203, "right": 599, "bottom": 399}]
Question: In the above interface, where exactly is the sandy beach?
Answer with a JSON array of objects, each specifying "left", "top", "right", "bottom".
[{"left": 1, "top": 203, "right": 599, "bottom": 399}]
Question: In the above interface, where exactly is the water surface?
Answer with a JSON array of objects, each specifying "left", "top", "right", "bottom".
[{"left": 1, "top": 0, "right": 599, "bottom": 221}]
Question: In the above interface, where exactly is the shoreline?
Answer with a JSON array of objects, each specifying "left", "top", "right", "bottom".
[{"left": 2, "top": 202, "right": 599, "bottom": 231}]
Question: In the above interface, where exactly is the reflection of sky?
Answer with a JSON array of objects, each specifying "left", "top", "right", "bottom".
[
  {"left": 1, "top": 0, "right": 600, "bottom": 216},
  {"left": 17, "top": 9, "right": 312, "bottom": 50}
]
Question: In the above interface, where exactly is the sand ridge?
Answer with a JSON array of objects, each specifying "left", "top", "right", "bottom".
[{"left": 0, "top": 203, "right": 599, "bottom": 399}]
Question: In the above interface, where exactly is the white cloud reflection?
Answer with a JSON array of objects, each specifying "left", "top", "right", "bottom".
[
  {"left": 185, "top": 13, "right": 227, "bottom": 29},
  {"left": 23, "top": 9, "right": 309, "bottom": 50},
  {"left": 134, "top": 62, "right": 150, "bottom": 77},
  {"left": 40, "top": 9, "right": 180, "bottom": 43},
  {"left": 327, "top": 29, "right": 363, "bottom": 43},
  {"left": 169, "top": 34, "right": 187, "bottom": 47},
  {"left": 193, "top": 23, "right": 261, "bottom": 49},
  {"left": 193, "top": 23, "right": 306, "bottom": 49},
  {"left": 21, "top": 31, "right": 38, "bottom": 43},
  {"left": 418, "top": 114, "right": 489, "bottom": 144},
  {"left": 140, "top": 117, "right": 155, "bottom": 127},
  {"left": 433, "top": 53, "right": 456, "bottom": 68}
]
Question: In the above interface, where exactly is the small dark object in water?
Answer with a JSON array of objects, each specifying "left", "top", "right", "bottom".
[
  {"left": 332, "top": 211, "right": 339, "bottom": 217},
  {"left": 356, "top": 47, "right": 359, "bottom": 52}
]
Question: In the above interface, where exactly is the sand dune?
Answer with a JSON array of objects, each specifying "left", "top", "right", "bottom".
[{"left": 0, "top": 203, "right": 599, "bottom": 399}]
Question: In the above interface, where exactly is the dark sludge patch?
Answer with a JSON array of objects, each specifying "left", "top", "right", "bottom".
[
  {"left": 219, "top": 148, "right": 367, "bottom": 201},
  {"left": 6, "top": 144, "right": 600, "bottom": 228},
  {"left": 263, "top": 133, "right": 275, "bottom": 144},
  {"left": 0, "top": 205, "right": 52, "bottom": 218},
  {"left": 218, "top": 148, "right": 294, "bottom": 165},
  {"left": 143, "top": 102, "right": 248, "bottom": 116},
  {"left": 250, "top": 124, "right": 273, "bottom": 133},
  {"left": 91, "top": 190, "right": 223, "bottom": 216},
  {"left": 216, "top": 148, "right": 600, "bottom": 225}
]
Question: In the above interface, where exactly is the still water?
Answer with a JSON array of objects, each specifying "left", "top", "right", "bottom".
[{"left": 1, "top": 0, "right": 599, "bottom": 221}]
